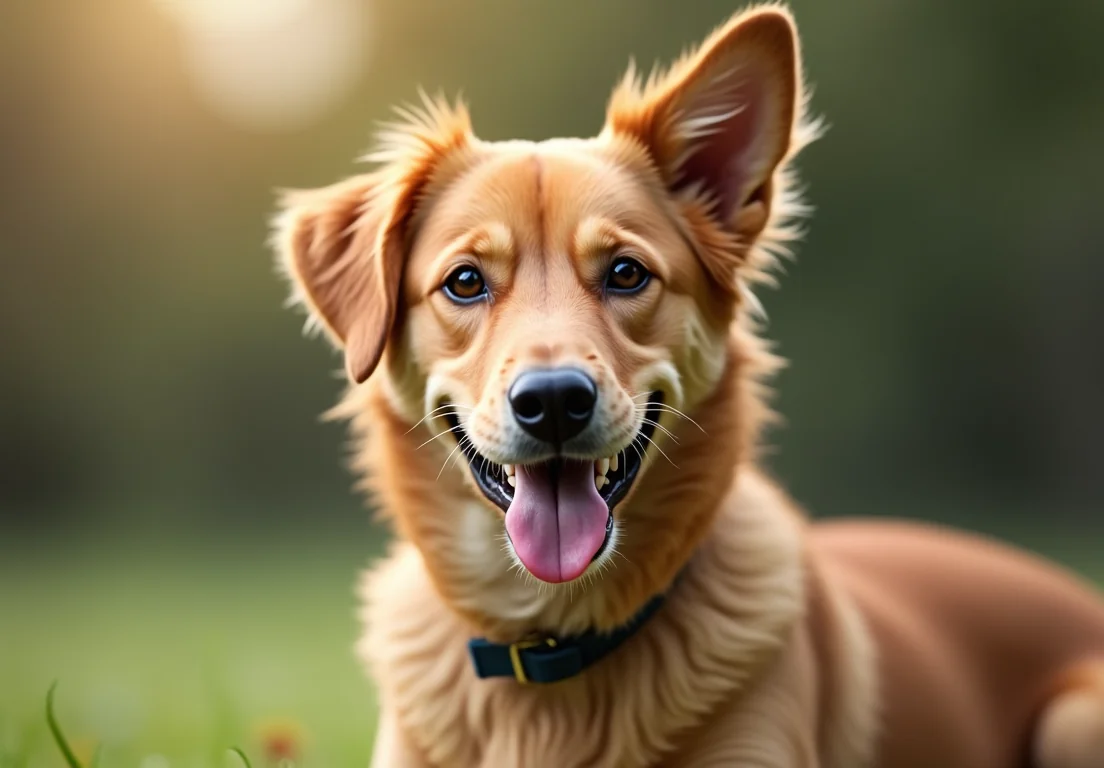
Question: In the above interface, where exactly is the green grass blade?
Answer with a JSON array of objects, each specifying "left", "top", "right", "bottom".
[
  {"left": 227, "top": 747, "right": 255, "bottom": 768},
  {"left": 45, "top": 682, "right": 84, "bottom": 768}
]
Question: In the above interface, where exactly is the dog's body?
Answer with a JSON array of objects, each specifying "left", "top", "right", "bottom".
[
  {"left": 274, "top": 6, "right": 1104, "bottom": 766},
  {"left": 352, "top": 349, "right": 1104, "bottom": 768},
  {"left": 815, "top": 520, "right": 1104, "bottom": 768}
]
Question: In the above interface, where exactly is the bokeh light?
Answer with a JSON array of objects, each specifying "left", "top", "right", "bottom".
[{"left": 152, "top": 0, "right": 369, "bottom": 132}]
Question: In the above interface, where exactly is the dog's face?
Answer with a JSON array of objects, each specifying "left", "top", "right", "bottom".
[
  {"left": 275, "top": 8, "right": 813, "bottom": 584},
  {"left": 400, "top": 147, "right": 724, "bottom": 584}
]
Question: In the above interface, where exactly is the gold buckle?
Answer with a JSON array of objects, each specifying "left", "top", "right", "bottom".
[{"left": 508, "top": 636, "right": 557, "bottom": 684}]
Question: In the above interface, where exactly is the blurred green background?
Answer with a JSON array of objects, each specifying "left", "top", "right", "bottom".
[{"left": 1, "top": 0, "right": 1102, "bottom": 765}]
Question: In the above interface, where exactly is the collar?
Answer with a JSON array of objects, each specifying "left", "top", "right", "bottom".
[{"left": 467, "top": 586, "right": 670, "bottom": 684}]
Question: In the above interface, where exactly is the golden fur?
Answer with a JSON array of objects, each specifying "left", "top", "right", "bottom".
[{"left": 274, "top": 5, "right": 1104, "bottom": 766}]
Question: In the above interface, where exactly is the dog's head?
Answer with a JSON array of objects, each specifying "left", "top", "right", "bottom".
[{"left": 275, "top": 7, "right": 816, "bottom": 587}]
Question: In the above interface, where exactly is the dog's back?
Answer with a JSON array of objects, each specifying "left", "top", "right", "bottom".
[{"left": 813, "top": 521, "right": 1104, "bottom": 767}]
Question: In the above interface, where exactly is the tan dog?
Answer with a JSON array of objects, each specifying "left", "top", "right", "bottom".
[{"left": 273, "top": 5, "right": 1104, "bottom": 766}]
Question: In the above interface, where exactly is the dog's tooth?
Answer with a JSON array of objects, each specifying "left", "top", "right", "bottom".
[
  {"left": 504, "top": 464, "right": 514, "bottom": 476},
  {"left": 507, "top": 475, "right": 516, "bottom": 487},
  {"left": 597, "top": 457, "right": 610, "bottom": 477},
  {"left": 595, "top": 475, "right": 608, "bottom": 490},
  {"left": 610, "top": 453, "right": 619, "bottom": 472}
]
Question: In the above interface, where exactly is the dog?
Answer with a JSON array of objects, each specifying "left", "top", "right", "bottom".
[{"left": 272, "top": 5, "right": 1104, "bottom": 766}]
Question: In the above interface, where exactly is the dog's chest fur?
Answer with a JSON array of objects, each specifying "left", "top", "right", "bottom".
[{"left": 356, "top": 474, "right": 874, "bottom": 767}]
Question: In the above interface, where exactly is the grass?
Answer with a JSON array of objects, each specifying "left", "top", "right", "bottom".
[
  {"left": 0, "top": 530, "right": 385, "bottom": 767},
  {"left": 46, "top": 683, "right": 93, "bottom": 768},
  {"left": 42, "top": 687, "right": 271, "bottom": 768},
  {"left": 1, "top": 519, "right": 1099, "bottom": 767}
]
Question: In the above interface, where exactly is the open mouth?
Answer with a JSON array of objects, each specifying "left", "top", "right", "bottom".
[{"left": 443, "top": 392, "right": 664, "bottom": 583}]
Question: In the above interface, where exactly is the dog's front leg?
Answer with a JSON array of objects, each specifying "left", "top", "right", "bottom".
[{"left": 369, "top": 707, "right": 432, "bottom": 768}]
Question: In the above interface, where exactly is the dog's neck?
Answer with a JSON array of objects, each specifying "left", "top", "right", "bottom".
[
  {"left": 349, "top": 327, "right": 779, "bottom": 642},
  {"left": 357, "top": 465, "right": 807, "bottom": 766}
]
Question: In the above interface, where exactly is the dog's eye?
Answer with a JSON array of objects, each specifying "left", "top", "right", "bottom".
[
  {"left": 443, "top": 266, "right": 488, "bottom": 304},
  {"left": 605, "top": 257, "right": 650, "bottom": 294}
]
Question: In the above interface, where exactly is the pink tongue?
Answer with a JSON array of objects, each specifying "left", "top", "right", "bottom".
[{"left": 504, "top": 460, "right": 609, "bottom": 583}]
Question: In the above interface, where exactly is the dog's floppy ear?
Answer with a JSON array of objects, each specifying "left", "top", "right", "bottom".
[
  {"left": 603, "top": 7, "right": 808, "bottom": 289},
  {"left": 274, "top": 97, "right": 474, "bottom": 383},
  {"left": 274, "top": 174, "right": 405, "bottom": 384}
]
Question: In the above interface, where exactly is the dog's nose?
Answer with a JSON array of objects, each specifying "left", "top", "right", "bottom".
[{"left": 508, "top": 368, "right": 598, "bottom": 446}]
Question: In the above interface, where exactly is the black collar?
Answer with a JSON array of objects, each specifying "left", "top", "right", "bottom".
[{"left": 467, "top": 587, "right": 670, "bottom": 684}]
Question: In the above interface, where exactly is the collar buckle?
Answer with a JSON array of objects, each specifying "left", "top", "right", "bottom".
[{"left": 509, "top": 635, "right": 557, "bottom": 683}]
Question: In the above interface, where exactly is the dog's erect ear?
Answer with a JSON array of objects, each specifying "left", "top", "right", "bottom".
[
  {"left": 273, "top": 175, "right": 405, "bottom": 384},
  {"left": 604, "top": 7, "right": 805, "bottom": 280}
]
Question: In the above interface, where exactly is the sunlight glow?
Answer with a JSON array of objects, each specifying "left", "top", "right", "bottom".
[{"left": 153, "top": 0, "right": 369, "bottom": 132}]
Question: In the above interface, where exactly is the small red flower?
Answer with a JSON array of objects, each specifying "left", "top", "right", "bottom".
[{"left": 254, "top": 717, "right": 306, "bottom": 765}]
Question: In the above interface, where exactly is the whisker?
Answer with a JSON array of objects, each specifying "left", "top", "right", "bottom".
[
  {"left": 610, "top": 548, "right": 630, "bottom": 570},
  {"left": 644, "top": 401, "right": 702, "bottom": 432},
  {"left": 436, "top": 437, "right": 468, "bottom": 481},
  {"left": 637, "top": 433, "right": 677, "bottom": 468},
  {"left": 404, "top": 403, "right": 472, "bottom": 435},
  {"left": 415, "top": 424, "right": 463, "bottom": 451},
  {"left": 588, "top": 563, "right": 602, "bottom": 586},
  {"left": 631, "top": 406, "right": 706, "bottom": 434},
  {"left": 638, "top": 417, "right": 680, "bottom": 444},
  {"left": 596, "top": 554, "right": 616, "bottom": 580}
]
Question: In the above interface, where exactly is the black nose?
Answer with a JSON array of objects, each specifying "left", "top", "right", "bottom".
[{"left": 508, "top": 368, "right": 598, "bottom": 446}]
